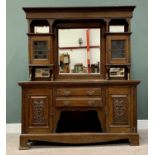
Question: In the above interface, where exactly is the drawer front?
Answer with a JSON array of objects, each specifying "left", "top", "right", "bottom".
[
  {"left": 56, "top": 98, "right": 102, "bottom": 107},
  {"left": 56, "top": 88, "right": 101, "bottom": 97}
]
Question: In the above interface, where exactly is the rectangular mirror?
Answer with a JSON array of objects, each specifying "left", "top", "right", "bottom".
[{"left": 58, "top": 28, "right": 100, "bottom": 74}]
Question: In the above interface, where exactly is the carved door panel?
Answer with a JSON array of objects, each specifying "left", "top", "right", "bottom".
[
  {"left": 107, "top": 87, "right": 131, "bottom": 132},
  {"left": 24, "top": 88, "right": 52, "bottom": 133}
]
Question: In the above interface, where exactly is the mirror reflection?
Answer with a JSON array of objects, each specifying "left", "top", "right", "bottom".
[{"left": 58, "top": 28, "right": 100, "bottom": 74}]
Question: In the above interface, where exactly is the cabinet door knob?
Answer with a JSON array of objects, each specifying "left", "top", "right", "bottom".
[
  {"left": 88, "top": 100, "right": 95, "bottom": 106},
  {"left": 63, "top": 90, "right": 71, "bottom": 96},
  {"left": 63, "top": 101, "right": 70, "bottom": 106},
  {"left": 87, "top": 90, "right": 95, "bottom": 95}
]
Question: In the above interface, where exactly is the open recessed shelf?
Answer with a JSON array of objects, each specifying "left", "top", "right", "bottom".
[
  {"left": 30, "top": 20, "right": 50, "bottom": 34},
  {"left": 109, "top": 19, "right": 129, "bottom": 32},
  {"left": 56, "top": 111, "right": 102, "bottom": 133}
]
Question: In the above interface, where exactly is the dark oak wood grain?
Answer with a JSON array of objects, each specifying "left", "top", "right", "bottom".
[
  {"left": 19, "top": 81, "right": 140, "bottom": 149},
  {"left": 19, "top": 6, "right": 140, "bottom": 149}
]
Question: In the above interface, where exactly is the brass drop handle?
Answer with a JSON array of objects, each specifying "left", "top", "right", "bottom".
[
  {"left": 63, "top": 101, "right": 70, "bottom": 106},
  {"left": 63, "top": 90, "right": 71, "bottom": 96},
  {"left": 88, "top": 100, "right": 95, "bottom": 106},
  {"left": 87, "top": 90, "right": 95, "bottom": 95}
]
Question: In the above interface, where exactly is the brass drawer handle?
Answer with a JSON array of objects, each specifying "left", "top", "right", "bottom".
[
  {"left": 63, "top": 101, "right": 70, "bottom": 106},
  {"left": 87, "top": 90, "right": 95, "bottom": 95},
  {"left": 63, "top": 90, "right": 71, "bottom": 96},
  {"left": 88, "top": 100, "right": 95, "bottom": 106}
]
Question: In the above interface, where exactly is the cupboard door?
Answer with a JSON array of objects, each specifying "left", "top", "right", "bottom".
[
  {"left": 107, "top": 87, "right": 131, "bottom": 132},
  {"left": 106, "top": 35, "right": 129, "bottom": 64},
  {"left": 29, "top": 36, "right": 51, "bottom": 64},
  {"left": 24, "top": 89, "right": 52, "bottom": 133}
]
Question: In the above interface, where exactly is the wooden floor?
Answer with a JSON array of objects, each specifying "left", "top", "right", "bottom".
[{"left": 6, "top": 130, "right": 147, "bottom": 155}]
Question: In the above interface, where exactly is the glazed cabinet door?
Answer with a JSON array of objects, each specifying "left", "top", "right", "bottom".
[
  {"left": 29, "top": 36, "right": 51, "bottom": 64},
  {"left": 106, "top": 35, "right": 129, "bottom": 64},
  {"left": 106, "top": 87, "right": 132, "bottom": 132},
  {"left": 22, "top": 88, "right": 52, "bottom": 133}
]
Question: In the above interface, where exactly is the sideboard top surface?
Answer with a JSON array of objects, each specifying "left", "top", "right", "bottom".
[{"left": 18, "top": 80, "right": 140, "bottom": 87}]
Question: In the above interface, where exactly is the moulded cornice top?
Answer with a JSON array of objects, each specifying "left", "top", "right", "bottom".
[
  {"left": 23, "top": 6, "right": 136, "bottom": 19},
  {"left": 23, "top": 6, "right": 136, "bottom": 12}
]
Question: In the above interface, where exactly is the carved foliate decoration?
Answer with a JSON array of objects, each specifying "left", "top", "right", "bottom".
[
  {"left": 31, "top": 97, "right": 48, "bottom": 125},
  {"left": 112, "top": 95, "right": 128, "bottom": 124}
]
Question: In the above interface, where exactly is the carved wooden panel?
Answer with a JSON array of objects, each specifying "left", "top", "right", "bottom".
[
  {"left": 23, "top": 88, "right": 52, "bottom": 133},
  {"left": 29, "top": 96, "right": 48, "bottom": 126},
  {"left": 112, "top": 95, "right": 128, "bottom": 124},
  {"left": 107, "top": 87, "right": 131, "bottom": 132}
]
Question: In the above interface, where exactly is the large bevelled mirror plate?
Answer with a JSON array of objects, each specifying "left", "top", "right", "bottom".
[{"left": 58, "top": 28, "right": 101, "bottom": 74}]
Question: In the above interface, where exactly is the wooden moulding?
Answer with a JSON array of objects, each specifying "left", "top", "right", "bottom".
[
  {"left": 19, "top": 133, "right": 139, "bottom": 149},
  {"left": 18, "top": 80, "right": 140, "bottom": 87},
  {"left": 23, "top": 6, "right": 136, "bottom": 19}
]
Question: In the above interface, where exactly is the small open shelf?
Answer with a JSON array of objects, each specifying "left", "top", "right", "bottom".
[
  {"left": 109, "top": 19, "right": 129, "bottom": 32},
  {"left": 30, "top": 20, "right": 50, "bottom": 34}
]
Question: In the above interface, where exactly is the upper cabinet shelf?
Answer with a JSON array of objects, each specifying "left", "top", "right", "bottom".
[
  {"left": 104, "top": 32, "right": 132, "bottom": 35},
  {"left": 27, "top": 33, "right": 54, "bottom": 36},
  {"left": 108, "top": 19, "right": 129, "bottom": 33},
  {"left": 29, "top": 20, "right": 50, "bottom": 34}
]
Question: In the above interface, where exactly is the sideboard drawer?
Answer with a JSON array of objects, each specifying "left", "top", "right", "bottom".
[
  {"left": 56, "top": 88, "right": 101, "bottom": 96},
  {"left": 56, "top": 98, "right": 102, "bottom": 107}
]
